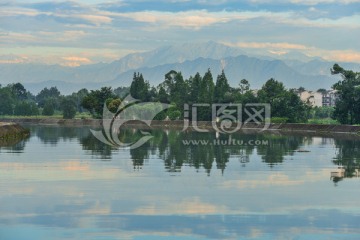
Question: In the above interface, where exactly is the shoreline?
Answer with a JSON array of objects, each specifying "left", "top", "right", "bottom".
[{"left": 1, "top": 118, "right": 360, "bottom": 135}]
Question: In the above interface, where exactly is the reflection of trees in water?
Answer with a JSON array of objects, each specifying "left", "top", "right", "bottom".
[
  {"left": 33, "top": 125, "right": 115, "bottom": 160},
  {"left": 0, "top": 135, "right": 30, "bottom": 152},
  {"left": 256, "top": 135, "right": 304, "bottom": 167},
  {"left": 123, "top": 129, "right": 305, "bottom": 175},
  {"left": 31, "top": 126, "right": 87, "bottom": 145},
  {"left": 332, "top": 137, "right": 360, "bottom": 185},
  {"left": 10, "top": 126, "right": 360, "bottom": 178},
  {"left": 80, "top": 133, "right": 115, "bottom": 160}
]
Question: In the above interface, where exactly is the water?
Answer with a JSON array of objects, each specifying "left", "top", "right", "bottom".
[{"left": 1, "top": 125, "right": 360, "bottom": 240}]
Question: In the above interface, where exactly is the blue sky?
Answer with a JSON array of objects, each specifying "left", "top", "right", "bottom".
[{"left": 1, "top": 0, "right": 360, "bottom": 66}]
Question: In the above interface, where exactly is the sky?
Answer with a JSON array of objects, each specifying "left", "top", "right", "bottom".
[{"left": 1, "top": 0, "right": 360, "bottom": 66}]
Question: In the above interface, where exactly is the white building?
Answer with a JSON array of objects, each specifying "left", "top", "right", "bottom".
[
  {"left": 299, "top": 91, "right": 323, "bottom": 107},
  {"left": 298, "top": 90, "right": 338, "bottom": 107},
  {"left": 322, "top": 90, "right": 338, "bottom": 107}
]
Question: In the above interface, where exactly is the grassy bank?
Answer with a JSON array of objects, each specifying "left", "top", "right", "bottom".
[
  {"left": 1, "top": 118, "right": 360, "bottom": 135},
  {"left": 0, "top": 112, "right": 92, "bottom": 120}
]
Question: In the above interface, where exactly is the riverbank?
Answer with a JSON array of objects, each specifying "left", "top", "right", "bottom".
[
  {"left": 0, "top": 122, "right": 30, "bottom": 146},
  {"left": 1, "top": 118, "right": 360, "bottom": 135}
]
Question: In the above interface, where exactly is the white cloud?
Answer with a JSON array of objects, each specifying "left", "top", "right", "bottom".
[
  {"left": 61, "top": 56, "right": 92, "bottom": 67},
  {"left": 105, "top": 10, "right": 292, "bottom": 29},
  {"left": 225, "top": 41, "right": 310, "bottom": 50}
]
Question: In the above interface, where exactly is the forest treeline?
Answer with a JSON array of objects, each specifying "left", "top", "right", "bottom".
[{"left": 0, "top": 64, "right": 358, "bottom": 124}]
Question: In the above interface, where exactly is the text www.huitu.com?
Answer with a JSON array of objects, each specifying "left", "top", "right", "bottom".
[{"left": 182, "top": 138, "right": 269, "bottom": 146}]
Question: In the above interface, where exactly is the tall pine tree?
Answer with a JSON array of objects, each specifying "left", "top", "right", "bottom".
[{"left": 214, "top": 70, "right": 230, "bottom": 103}]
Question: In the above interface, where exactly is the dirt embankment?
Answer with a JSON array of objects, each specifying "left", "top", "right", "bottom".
[
  {"left": 0, "top": 122, "right": 30, "bottom": 145},
  {"left": 1, "top": 118, "right": 360, "bottom": 135}
]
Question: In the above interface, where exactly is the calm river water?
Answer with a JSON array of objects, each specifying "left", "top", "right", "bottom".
[{"left": 1, "top": 125, "right": 360, "bottom": 240}]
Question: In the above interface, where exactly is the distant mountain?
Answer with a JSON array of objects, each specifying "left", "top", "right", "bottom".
[
  {"left": 0, "top": 41, "right": 245, "bottom": 85},
  {"left": 0, "top": 41, "right": 358, "bottom": 94},
  {"left": 285, "top": 59, "right": 360, "bottom": 76},
  {"left": 109, "top": 55, "right": 338, "bottom": 90},
  {"left": 111, "top": 41, "right": 246, "bottom": 71}
]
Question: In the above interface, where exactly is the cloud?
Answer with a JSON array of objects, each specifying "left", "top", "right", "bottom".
[
  {"left": 108, "top": 10, "right": 293, "bottom": 29},
  {"left": 61, "top": 56, "right": 92, "bottom": 67},
  {"left": 225, "top": 41, "right": 309, "bottom": 50},
  {"left": 321, "top": 50, "right": 360, "bottom": 62},
  {"left": 1, "top": 0, "right": 360, "bottom": 65},
  {"left": 0, "top": 32, "right": 37, "bottom": 43},
  {"left": 0, "top": 54, "right": 30, "bottom": 64}
]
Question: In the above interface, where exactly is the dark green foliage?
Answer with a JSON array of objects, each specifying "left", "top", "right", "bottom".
[
  {"left": 317, "top": 88, "right": 327, "bottom": 94},
  {"left": 14, "top": 101, "right": 39, "bottom": 116},
  {"left": 61, "top": 98, "right": 77, "bottom": 119},
  {"left": 113, "top": 87, "right": 129, "bottom": 98},
  {"left": 70, "top": 88, "right": 89, "bottom": 113},
  {"left": 167, "top": 108, "right": 182, "bottom": 120},
  {"left": 11, "top": 83, "right": 27, "bottom": 100},
  {"left": 0, "top": 87, "right": 15, "bottom": 115},
  {"left": 158, "top": 86, "right": 169, "bottom": 103},
  {"left": 106, "top": 98, "right": 121, "bottom": 113},
  {"left": 36, "top": 87, "right": 61, "bottom": 108},
  {"left": 42, "top": 101, "right": 55, "bottom": 116},
  {"left": 311, "top": 106, "right": 334, "bottom": 119},
  {"left": 201, "top": 69, "right": 215, "bottom": 104},
  {"left": 189, "top": 72, "right": 202, "bottom": 103},
  {"left": 81, "top": 87, "right": 115, "bottom": 118},
  {"left": 130, "top": 72, "right": 150, "bottom": 101},
  {"left": 258, "top": 78, "right": 310, "bottom": 123},
  {"left": 239, "top": 79, "right": 250, "bottom": 94},
  {"left": 331, "top": 64, "right": 360, "bottom": 124},
  {"left": 214, "top": 70, "right": 230, "bottom": 103}
]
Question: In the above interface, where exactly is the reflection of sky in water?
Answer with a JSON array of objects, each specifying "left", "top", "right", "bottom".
[{"left": 0, "top": 126, "right": 360, "bottom": 239}]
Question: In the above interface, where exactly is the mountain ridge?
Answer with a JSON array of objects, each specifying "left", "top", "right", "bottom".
[{"left": 1, "top": 41, "right": 358, "bottom": 94}]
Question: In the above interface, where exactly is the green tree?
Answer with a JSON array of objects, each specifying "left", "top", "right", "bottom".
[
  {"left": 189, "top": 72, "right": 202, "bottom": 103},
  {"left": 81, "top": 87, "right": 115, "bottom": 118},
  {"left": 130, "top": 72, "right": 150, "bottom": 101},
  {"left": 258, "top": 78, "right": 309, "bottom": 123},
  {"left": 14, "top": 101, "right": 39, "bottom": 116},
  {"left": 317, "top": 88, "right": 327, "bottom": 95},
  {"left": 113, "top": 86, "right": 130, "bottom": 98},
  {"left": 42, "top": 100, "right": 55, "bottom": 116},
  {"left": 70, "top": 88, "right": 89, "bottom": 113},
  {"left": 0, "top": 87, "right": 15, "bottom": 115},
  {"left": 331, "top": 64, "right": 360, "bottom": 124},
  {"left": 11, "top": 83, "right": 27, "bottom": 100},
  {"left": 201, "top": 69, "right": 215, "bottom": 104},
  {"left": 170, "top": 72, "right": 188, "bottom": 108},
  {"left": 36, "top": 87, "right": 61, "bottom": 108},
  {"left": 158, "top": 86, "right": 169, "bottom": 103},
  {"left": 239, "top": 79, "right": 250, "bottom": 94},
  {"left": 107, "top": 98, "right": 121, "bottom": 113},
  {"left": 61, "top": 97, "right": 77, "bottom": 119},
  {"left": 214, "top": 70, "right": 230, "bottom": 103}
]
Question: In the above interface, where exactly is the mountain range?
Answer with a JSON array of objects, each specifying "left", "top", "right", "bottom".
[{"left": 0, "top": 41, "right": 359, "bottom": 94}]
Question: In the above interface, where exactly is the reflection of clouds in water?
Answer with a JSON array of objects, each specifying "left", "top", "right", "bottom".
[
  {"left": 0, "top": 160, "right": 124, "bottom": 181},
  {"left": 220, "top": 170, "right": 335, "bottom": 190},
  {"left": 220, "top": 173, "right": 304, "bottom": 189},
  {"left": 134, "top": 197, "right": 229, "bottom": 215}
]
